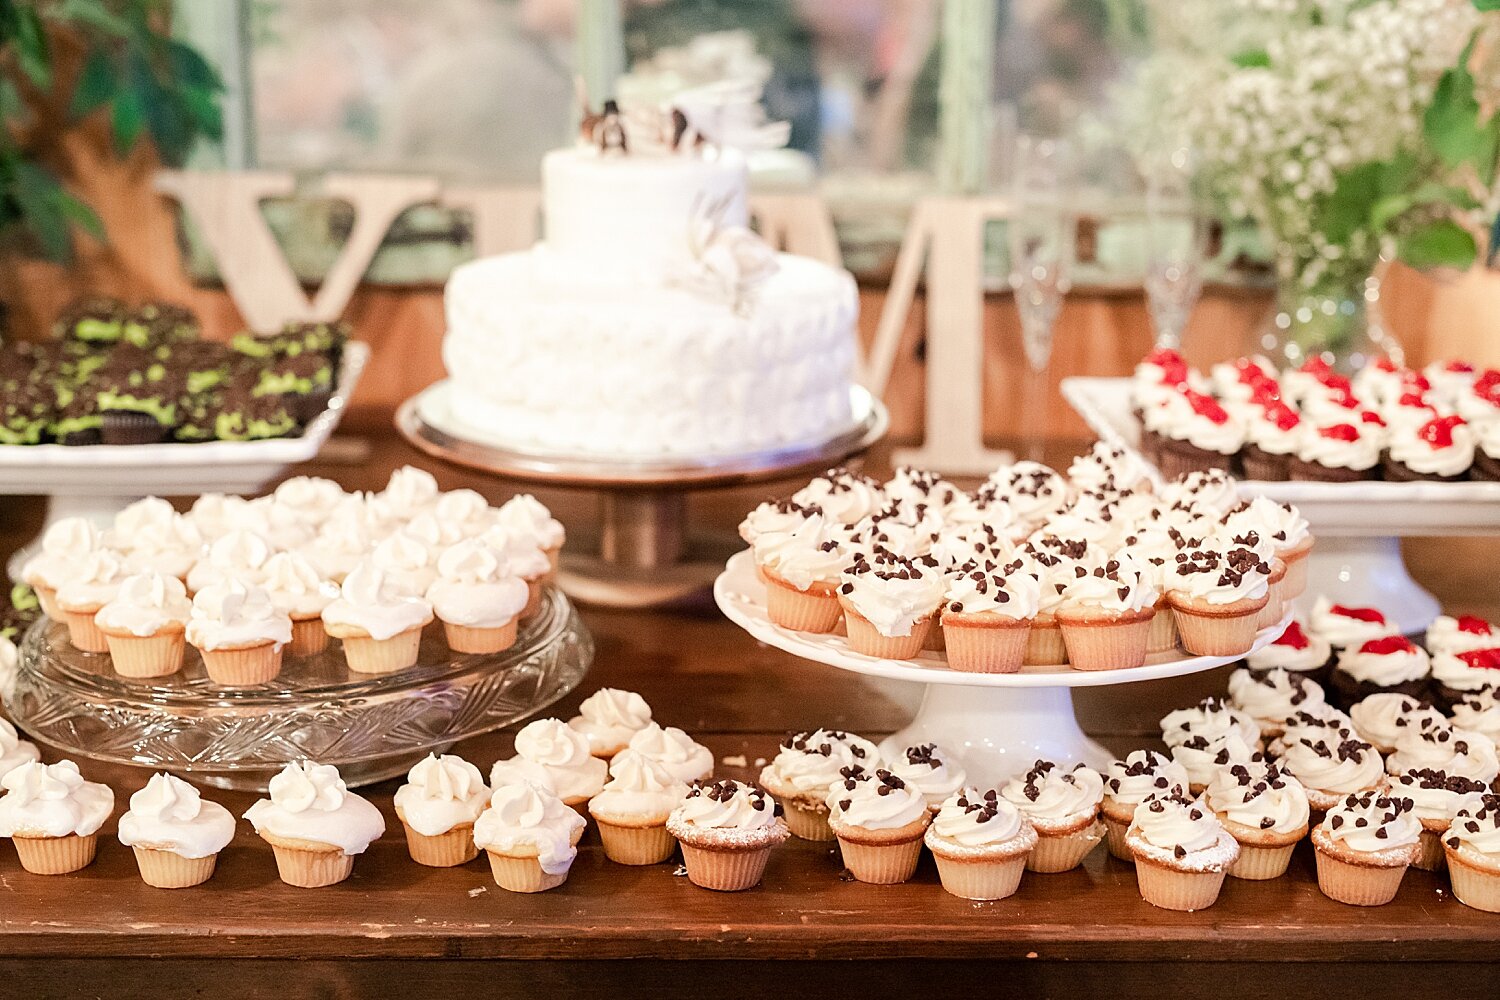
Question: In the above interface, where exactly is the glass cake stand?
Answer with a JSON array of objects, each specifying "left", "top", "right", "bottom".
[
  {"left": 8, "top": 586, "right": 593, "bottom": 791},
  {"left": 396, "top": 382, "right": 889, "bottom": 608},
  {"left": 714, "top": 549, "right": 1290, "bottom": 786}
]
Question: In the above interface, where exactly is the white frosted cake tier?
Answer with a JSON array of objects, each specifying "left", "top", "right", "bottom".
[{"left": 442, "top": 250, "right": 858, "bottom": 458}]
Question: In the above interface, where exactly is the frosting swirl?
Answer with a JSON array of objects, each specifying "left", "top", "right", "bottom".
[
  {"left": 1105, "top": 750, "right": 1191, "bottom": 807},
  {"left": 1390, "top": 768, "right": 1487, "bottom": 825},
  {"left": 1349, "top": 693, "right": 1446, "bottom": 753},
  {"left": 1309, "top": 597, "right": 1395, "bottom": 647},
  {"left": 1128, "top": 791, "right": 1232, "bottom": 862},
  {"left": 0, "top": 760, "right": 114, "bottom": 838},
  {"left": 21, "top": 517, "right": 102, "bottom": 591},
  {"left": 1387, "top": 723, "right": 1499, "bottom": 783},
  {"left": 117, "top": 773, "right": 236, "bottom": 858},
  {"left": 588, "top": 748, "right": 688, "bottom": 822},
  {"left": 472, "top": 781, "right": 586, "bottom": 874},
  {"left": 186, "top": 580, "right": 292, "bottom": 652},
  {"left": 671, "top": 779, "right": 783, "bottom": 834},
  {"left": 1278, "top": 733, "right": 1385, "bottom": 797},
  {"left": 495, "top": 494, "right": 565, "bottom": 550},
  {"left": 1205, "top": 760, "right": 1309, "bottom": 835},
  {"left": 243, "top": 761, "right": 385, "bottom": 855},
  {"left": 1451, "top": 689, "right": 1500, "bottom": 743},
  {"left": 758, "top": 728, "right": 880, "bottom": 801},
  {"left": 426, "top": 540, "right": 528, "bottom": 629},
  {"left": 887, "top": 743, "right": 968, "bottom": 809},
  {"left": 1228, "top": 667, "right": 1325, "bottom": 728},
  {"left": 95, "top": 571, "right": 192, "bottom": 637},
  {"left": 568, "top": 688, "right": 654, "bottom": 755},
  {"left": 393, "top": 753, "right": 489, "bottom": 837},
  {"left": 380, "top": 465, "right": 440, "bottom": 518},
  {"left": 1446, "top": 793, "right": 1500, "bottom": 855},
  {"left": 838, "top": 554, "right": 945, "bottom": 637},
  {"left": 0, "top": 718, "right": 41, "bottom": 780},
  {"left": 321, "top": 562, "right": 434, "bottom": 641},
  {"left": 259, "top": 552, "right": 339, "bottom": 620},
  {"left": 1001, "top": 759, "right": 1104, "bottom": 826},
  {"left": 827, "top": 767, "right": 929, "bottom": 831},
  {"left": 1335, "top": 636, "right": 1430, "bottom": 686},
  {"left": 489, "top": 718, "right": 608, "bottom": 802},
  {"left": 930, "top": 786, "right": 1029, "bottom": 847},
  {"left": 1246, "top": 619, "right": 1331, "bottom": 674},
  {"left": 625, "top": 722, "right": 714, "bottom": 784}
]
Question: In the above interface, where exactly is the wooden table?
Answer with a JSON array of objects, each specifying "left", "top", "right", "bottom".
[{"left": 2, "top": 438, "right": 1497, "bottom": 999}]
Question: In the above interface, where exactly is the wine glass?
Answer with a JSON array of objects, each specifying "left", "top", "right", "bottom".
[
  {"left": 1008, "top": 136, "right": 1076, "bottom": 458},
  {"left": 1143, "top": 148, "right": 1209, "bottom": 349}
]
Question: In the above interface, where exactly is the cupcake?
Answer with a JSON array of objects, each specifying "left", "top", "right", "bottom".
[
  {"left": 260, "top": 552, "right": 339, "bottom": 657},
  {"left": 0, "top": 760, "right": 114, "bottom": 874},
  {"left": 94, "top": 571, "right": 193, "bottom": 678},
  {"left": 392, "top": 753, "right": 489, "bottom": 867},
  {"left": 1021, "top": 544, "right": 1077, "bottom": 665},
  {"left": 1474, "top": 420, "right": 1500, "bottom": 482},
  {"left": 1390, "top": 768, "right": 1487, "bottom": 872},
  {"left": 1227, "top": 666, "right": 1325, "bottom": 740},
  {"left": 1330, "top": 636, "right": 1431, "bottom": 708},
  {"left": 836, "top": 551, "right": 945, "bottom": 659},
  {"left": 19, "top": 516, "right": 101, "bottom": 618},
  {"left": 243, "top": 761, "right": 385, "bottom": 888},
  {"left": 887, "top": 743, "right": 968, "bottom": 811},
  {"left": 826, "top": 766, "right": 932, "bottom": 884},
  {"left": 426, "top": 539, "right": 528, "bottom": 654},
  {"left": 1152, "top": 390, "right": 1244, "bottom": 479},
  {"left": 1166, "top": 545, "right": 1271, "bottom": 657},
  {"left": 739, "top": 498, "right": 818, "bottom": 549},
  {"left": 479, "top": 526, "right": 552, "bottom": 619},
  {"left": 624, "top": 722, "right": 714, "bottom": 785},
  {"left": 379, "top": 465, "right": 440, "bottom": 519},
  {"left": 568, "top": 688, "right": 653, "bottom": 760},
  {"left": 185, "top": 528, "right": 274, "bottom": 595},
  {"left": 117, "top": 773, "right": 236, "bottom": 888},
  {"left": 1348, "top": 693, "right": 1446, "bottom": 754},
  {"left": 473, "top": 780, "right": 586, "bottom": 893},
  {"left": 370, "top": 532, "right": 439, "bottom": 597},
  {"left": 489, "top": 718, "right": 608, "bottom": 809},
  {"left": 270, "top": 475, "right": 347, "bottom": 529},
  {"left": 321, "top": 563, "right": 434, "bottom": 674},
  {"left": 1451, "top": 689, "right": 1500, "bottom": 745},
  {"left": 1000, "top": 760, "right": 1105, "bottom": 872},
  {"left": 186, "top": 580, "right": 292, "bottom": 686},
  {"left": 1311, "top": 791, "right": 1420, "bottom": 906},
  {"left": 1445, "top": 793, "right": 1500, "bottom": 913},
  {"left": 924, "top": 787, "right": 1037, "bottom": 900},
  {"left": 1205, "top": 760, "right": 1309, "bottom": 880},
  {"left": 1126, "top": 791, "right": 1239, "bottom": 911},
  {"left": 120, "top": 514, "right": 204, "bottom": 583},
  {"left": 430, "top": 489, "right": 496, "bottom": 538},
  {"left": 0, "top": 717, "right": 40, "bottom": 778},
  {"left": 1426, "top": 613, "right": 1498, "bottom": 656},
  {"left": 110, "top": 496, "right": 177, "bottom": 547},
  {"left": 1101, "top": 750, "right": 1192, "bottom": 860},
  {"left": 1161, "top": 697, "right": 1262, "bottom": 751},
  {"left": 791, "top": 468, "right": 885, "bottom": 525},
  {"left": 938, "top": 557, "right": 1040, "bottom": 673},
  {"left": 1386, "top": 722, "right": 1499, "bottom": 784},
  {"left": 1245, "top": 620, "right": 1332, "bottom": 686},
  {"left": 1289, "top": 421, "right": 1381, "bottom": 482},
  {"left": 667, "top": 779, "right": 789, "bottom": 891},
  {"left": 1277, "top": 732, "right": 1387, "bottom": 813},
  {"left": 587, "top": 748, "right": 688, "bottom": 865},
  {"left": 1170, "top": 729, "right": 1262, "bottom": 794},
  {"left": 305, "top": 517, "right": 370, "bottom": 585},
  {"left": 1429, "top": 648, "right": 1500, "bottom": 710},
  {"left": 495, "top": 494, "right": 566, "bottom": 576},
  {"left": 1056, "top": 554, "right": 1159, "bottom": 671},
  {"left": 1239, "top": 400, "right": 1301, "bottom": 481},
  {"left": 1269, "top": 704, "right": 1357, "bottom": 757},
  {"left": 752, "top": 512, "right": 846, "bottom": 634},
  {"left": 1309, "top": 597, "right": 1396, "bottom": 649},
  {"left": 757, "top": 728, "right": 881, "bottom": 841},
  {"left": 54, "top": 548, "right": 129, "bottom": 652},
  {"left": 1383, "top": 414, "right": 1474, "bottom": 482}
]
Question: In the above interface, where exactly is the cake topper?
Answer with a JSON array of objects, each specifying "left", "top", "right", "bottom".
[{"left": 574, "top": 76, "right": 788, "bottom": 157}]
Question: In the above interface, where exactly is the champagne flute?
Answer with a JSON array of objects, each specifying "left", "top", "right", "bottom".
[{"left": 1144, "top": 148, "right": 1209, "bottom": 349}]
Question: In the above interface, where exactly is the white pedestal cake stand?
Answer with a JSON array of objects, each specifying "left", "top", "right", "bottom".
[
  {"left": 0, "top": 342, "right": 370, "bottom": 580},
  {"left": 1060, "top": 375, "right": 1500, "bottom": 634},
  {"left": 714, "top": 549, "right": 1290, "bottom": 786},
  {"left": 397, "top": 382, "right": 888, "bottom": 608}
]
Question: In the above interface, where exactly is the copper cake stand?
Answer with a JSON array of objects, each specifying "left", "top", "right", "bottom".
[{"left": 396, "top": 383, "right": 888, "bottom": 608}]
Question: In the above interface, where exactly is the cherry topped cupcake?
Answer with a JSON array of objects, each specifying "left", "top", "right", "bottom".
[
  {"left": 1289, "top": 419, "right": 1382, "bottom": 482},
  {"left": 1246, "top": 619, "right": 1333, "bottom": 685},
  {"left": 1151, "top": 389, "right": 1245, "bottom": 480},
  {"left": 1455, "top": 369, "right": 1500, "bottom": 425},
  {"left": 1425, "top": 614, "right": 1498, "bottom": 657},
  {"left": 1331, "top": 635, "right": 1431, "bottom": 708},
  {"left": 1383, "top": 414, "right": 1474, "bottom": 482},
  {"left": 1309, "top": 597, "right": 1396, "bottom": 649},
  {"left": 1430, "top": 648, "right": 1500, "bottom": 710},
  {"left": 1239, "top": 399, "right": 1301, "bottom": 481}
]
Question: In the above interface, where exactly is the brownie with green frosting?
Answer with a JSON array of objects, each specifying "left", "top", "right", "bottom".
[
  {"left": 213, "top": 389, "right": 298, "bottom": 441},
  {"left": 55, "top": 296, "right": 128, "bottom": 346},
  {"left": 121, "top": 301, "right": 198, "bottom": 349}
]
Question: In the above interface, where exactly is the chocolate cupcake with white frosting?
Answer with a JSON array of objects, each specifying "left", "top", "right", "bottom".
[
  {"left": 1430, "top": 648, "right": 1500, "bottom": 711},
  {"left": 1382, "top": 414, "right": 1474, "bottom": 482},
  {"left": 1330, "top": 636, "right": 1431, "bottom": 708},
  {"left": 1246, "top": 620, "right": 1333, "bottom": 685}
]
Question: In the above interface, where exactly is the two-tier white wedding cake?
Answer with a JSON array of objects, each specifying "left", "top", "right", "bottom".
[{"left": 441, "top": 97, "right": 858, "bottom": 460}]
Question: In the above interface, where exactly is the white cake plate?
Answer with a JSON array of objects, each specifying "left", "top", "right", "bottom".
[
  {"left": 1, "top": 343, "right": 370, "bottom": 580},
  {"left": 713, "top": 549, "right": 1290, "bottom": 785},
  {"left": 397, "top": 382, "right": 888, "bottom": 608},
  {"left": 1059, "top": 375, "right": 1500, "bottom": 633}
]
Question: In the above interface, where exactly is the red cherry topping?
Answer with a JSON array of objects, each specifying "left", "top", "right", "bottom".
[
  {"left": 1456, "top": 615, "right": 1493, "bottom": 635},
  {"left": 1442, "top": 360, "right": 1474, "bottom": 374},
  {"left": 1457, "top": 648, "right": 1500, "bottom": 671},
  {"left": 1359, "top": 410, "right": 1386, "bottom": 427},
  {"left": 1274, "top": 621, "right": 1311, "bottom": 650},
  {"left": 1318, "top": 424, "right": 1360, "bottom": 442},
  {"left": 1184, "top": 389, "right": 1229, "bottom": 425},
  {"left": 1400, "top": 371, "right": 1431, "bottom": 393},
  {"left": 1146, "top": 347, "right": 1185, "bottom": 368},
  {"left": 1300, "top": 356, "right": 1333, "bottom": 376},
  {"left": 1396, "top": 391, "right": 1432, "bottom": 409},
  {"left": 1374, "top": 358, "right": 1399, "bottom": 373},
  {"left": 1359, "top": 635, "right": 1414, "bottom": 655},
  {"left": 1331, "top": 604, "right": 1386, "bottom": 624},
  {"left": 1265, "top": 403, "right": 1299, "bottom": 432},
  {"left": 1474, "top": 370, "right": 1500, "bottom": 405},
  {"left": 1418, "top": 414, "right": 1465, "bottom": 450},
  {"left": 1325, "top": 387, "right": 1360, "bottom": 409},
  {"left": 1250, "top": 381, "right": 1284, "bottom": 407}
]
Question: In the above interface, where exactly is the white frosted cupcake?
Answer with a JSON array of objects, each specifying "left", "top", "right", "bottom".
[
  {"left": 568, "top": 688, "right": 653, "bottom": 759},
  {"left": 370, "top": 531, "right": 439, "bottom": 597},
  {"left": 1170, "top": 729, "right": 1262, "bottom": 794},
  {"left": 0, "top": 718, "right": 40, "bottom": 778},
  {"left": 1269, "top": 704, "right": 1356, "bottom": 757},
  {"left": 1277, "top": 732, "right": 1386, "bottom": 812},
  {"left": 1161, "top": 697, "right": 1262, "bottom": 751},
  {"left": 1391, "top": 767, "right": 1487, "bottom": 872},
  {"left": 667, "top": 779, "right": 789, "bottom": 891},
  {"left": 94, "top": 571, "right": 193, "bottom": 678},
  {"left": 1102, "top": 750, "right": 1192, "bottom": 861},
  {"left": 624, "top": 722, "right": 713, "bottom": 785},
  {"left": 1386, "top": 722, "right": 1499, "bottom": 784},
  {"left": 54, "top": 548, "right": 129, "bottom": 653},
  {"left": 270, "top": 475, "right": 346, "bottom": 528},
  {"left": 244, "top": 761, "right": 386, "bottom": 888},
  {"left": 925, "top": 787, "right": 1037, "bottom": 900},
  {"left": 120, "top": 513, "right": 204, "bottom": 582},
  {"left": 185, "top": 529, "right": 274, "bottom": 595},
  {"left": 1166, "top": 545, "right": 1271, "bottom": 656},
  {"left": 1452, "top": 690, "right": 1500, "bottom": 744},
  {"left": 1000, "top": 760, "right": 1105, "bottom": 872},
  {"left": 1206, "top": 761, "right": 1309, "bottom": 880},
  {"left": 757, "top": 728, "right": 880, "bottom": 841},
  {"left": 426, "top": 539, "right": 529, "bottom": 655},
  {"left": 587, "top": 748, "right": 688, "bottom": 865},
  {"left": 392, "top": 753, "right": 489, "bottom": 867},
  {"left": 20, "top": 517, "right": 101, "bottom": 618},
  {"left": 0, "top": 760, "right": 114, "bottom": 874},
  {"left": 1227, "top": 666, "right": 1325, "bottom": 739},
  {"left": 940, "top": 557, "right": 1040, "bottom": 673},
  {"left": 887, "top": 743, "right": 968, "bottom": 812},
  {"left": 1126, "top": 791, "right": 1239, "bottom": 911},
  {"left": 186, "top": 580, "right": 292, "bottom": 686},
  {"left": 474, "top": 780, "right": 586, "bottom": 892},
  {"left": 1245, "top": 620, "right": 1331, "bottom": 681},
  {"left": 260, "top": 552, "right": 339, "bottom": 657},
  {"left": 836, "top": 552, "right": 945, "bottom": 659},
  {"left": 489, "top": 718, "right": 608, "bottom": 809},
  {"left": 1309, "top": 597, "right": 1396, "bottom": 649},
  {"left": 753, "top": 511, "right": 846, "bottom": 634},
  {"left": 305, "top": 517, "right": 370, "bottom": 584},
  {"left": 480, "top": 526, "right": 552, "bottom": 619},
  {"left": 431, "top": 489, "right": 496, "bottom": 538},
  {"left": 826, "top": 766, "right": 931, "bottom": 884},
  {"left": 1056, "top": 554, "right": 1159, "bottom": 671},
  {"left": 495, "top": 494, "right": 566, "bottom": 575},
  {"left": 1348, "top": 693, "right": 1445, "bottom": 754},
  {"left": 1312, "top": 791, "right": 1420, "bottom": 906},
  {"left": 117, "top": 773, "right": 236, "bottom": 888},
  {"left": 1445, "top": 793, "right": 1500, "bottom": 913},
  {"left": 380, "top": 465, "right": 440, "bottom": 519},
  {"left": 321, "top": 563, "right": 434, "bottom": 674}
]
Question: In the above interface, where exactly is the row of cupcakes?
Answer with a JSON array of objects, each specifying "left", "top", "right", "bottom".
[
  {"left": 16, "top": 466, "right": 565, "bottom": 683},
  {"left": 742, "top": 453, "right": 1312, "bottom": 672}
]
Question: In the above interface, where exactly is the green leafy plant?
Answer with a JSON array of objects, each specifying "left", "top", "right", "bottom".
[{"left": 0, "top": 0, "right": 222, "bottom": 261}]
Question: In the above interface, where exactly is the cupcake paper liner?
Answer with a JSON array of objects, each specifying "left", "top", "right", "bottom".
[
  {"left": 779, "top": 800, "right": 836, "bottom": 842},
  {"left": 289, "top": 617, "right": 330, "bottom": 657},
  {"left": 402, "top": 823, "right": 479, "bottom": 868},
  {"left": 943, "top": 619, "right": 1029, "bottom": 674},
  {"left": 199, "top": 642, "right": 284, "bottom": 686},
  {"left": 485, "top": 850, "right": 570, "bottom": 892},
  {"left": 33, "top": 585, "right": 59, "bottom": 619},
  {"left": 133, "top": 847, "right": 218, "bottom": 888},
  {"left": 840, "top": 606, "right": 931, "bottom": 660},
  {"left": 105, "top": 630, "right": 186, "bottom": 679},
  {"left": 60, "top": 609, "right": 110, "bottom": 653},
  {"left": 521, "top": 581, "right": 543, "bottom": 620},
  {"left": 1445, "top": 848, "right": 1500, "bottom": 913},
  {"left": 763, "top": 573, "right": 843, "bottom": 633},
  {"left": 1027, "top": 824, "right": 1104, "bottom": 873},
  {"left": 1133, "top": 855, "right": 1228, "bottom": 911},
  {"left": 1170, "top": 597, "right": 1267, "bottom": 657},
  {"left": 594, "top": 819, "right": 678, "bottom": 866},
  {"left": 12, "top": 833, "right": 99, "bottom": 875},
  {"left": 1146, "top": 604, "right": 1180, "bottom": 653},
  {"left": 1024, "top": 622, "right": 1067, "bottom": 666},
  {"left": 678, "top": 842, "right": 773, "bottom": 891},
  {"left": 1103, "top": 814, "right": 1133, "bottom": 862},
  {"left": 1281, "top": 546, "right": 1312, "bottom": 600},
  {"left": 1414, "top": 829, "right": 1447, "bottom": 873},
  {"left": 1057, "top": 613, "right": 1152, "bottom": 671},
  {"left": 835, "top": 833, "right": 925, "bottom": 885},
  {"left": 932, "top": 852, "right": 1027, "bottom": 900},
  {"left": 443, "top": 620, "right": 519, "bottom": 655},
  {"left": 1313, "top": 848, "right": 1409, "bottom": 906},
  {"left": 1227, "top": 842, "right": 1296, "bottom": 881},
  {"left": 340, "top": 627, "right": 424, "bottom": 674},
  {"left": 271, "top": 844, "right": 356, "bottom": 888}
]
